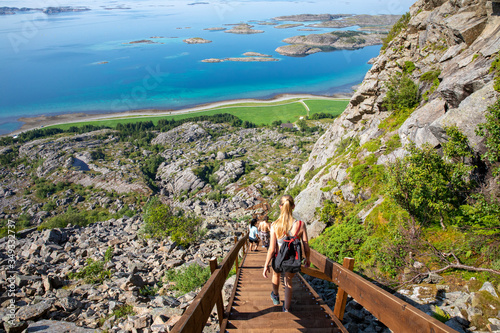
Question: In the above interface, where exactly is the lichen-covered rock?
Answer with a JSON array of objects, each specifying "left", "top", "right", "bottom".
[
  {"left": 16, "top": 301, "right": 52, "bottom": 321},
  {"left": 213, "top": 160, "right": 245, "bottom": 185}
]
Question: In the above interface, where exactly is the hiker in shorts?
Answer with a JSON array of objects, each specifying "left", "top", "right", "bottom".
[
  {"left": 262, "top": 195, "right": 310, "bottom": 312},
  {"left": 258, "top": 216, "right": 271, "bottom": 248},
  {"left": 248, "top": 218, "right": 260, "bottom": 251}
]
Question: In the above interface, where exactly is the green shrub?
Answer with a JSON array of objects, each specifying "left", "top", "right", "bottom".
[
  {"left": 420, "top": 70, "right": 441, "bottom": 83},
  {"left": 385, "top": 134, "right": 401, "bottom": 154},
  {"left": 382, "top": 12, "right": 410, "bottom": 51},
  {"left": 165, "top": 263, "right": 211, "bottom": 295},
  {"left": 443, "top": 126, "right": 473, "bottom": 161},
  {"left": 141, "top": 197, "right": 203, "bottom": 247},
  {"left": 311, "top": 216, "right": 371, "bottom": 263},
  {"left": 319, "top": 200, "right": 344, "bottom": 226},
  {"left": 402, "top": 61, "right": 416, "bottom": 75},
  {"left": 336, "top": 136, "right": 360, "bottom": 155},
  {"left": 387, "top": 143, "right": 473, "bottom": 227},
  {"left": 38, "top": 210, "right": 90, "bottom": 230},
  {"left": 432, "top": 306, "right": 451, "bottom": 323},
  {"left": 382, "top": 73, "right": 420, "bottom": 112},
  {"left": 378, "top": 107, "right": 414, "bottom": 133},
  {"left": 490, "top": 51, "right": 500, "bottom": 92},
  {"left": 69, "top": 246, "right": 113, "bottom": 284},
  {"left": 476, "top": 99, "right": 500, "bottom": 176},
  {"left": 362, "top": 139, "right": 381, "bottom": 153}
]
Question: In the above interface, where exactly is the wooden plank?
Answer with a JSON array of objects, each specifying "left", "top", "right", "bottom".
[
  {"left": 333, "top": 257, "right": 354, "bottom": 321},
  {"left": 209, "top": 258, "right": 224, "bottom": 328},
  {"left": 171, "top": 233, "right": 249, "bottom": 333},
  {"left": 219, "top": 248, "right": 249, "bottom": 332},
  {"left": 225, "top": 250, "right": 346, "bottom": 332},
  {"left": 296, "top": 273, "right": 348, "bottom": 333},
  {"left": 308, "top": 250, "right": 458, "bottom": 333}
]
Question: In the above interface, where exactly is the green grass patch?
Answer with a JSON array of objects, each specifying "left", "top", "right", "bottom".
[
  {"left": 379, "top": 108, "right": 414, "bottom": 133},
  {"left": 44, "top": 99, "right": 347, "bottom": 131},
  {"left": 164, "top": 263, "right": 211, "bottom": 295},
  {"left": 68, "top": 247, "right": 113, "bottom": 284},
  {"left": 302, "top": 99, "right": 349, "bottom": 116}
]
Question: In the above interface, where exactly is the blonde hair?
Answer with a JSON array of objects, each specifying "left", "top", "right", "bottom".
[{"left": 272, "top": 195, "right": 295, "bottom": 239}]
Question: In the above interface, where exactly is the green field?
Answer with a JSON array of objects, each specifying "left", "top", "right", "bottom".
[{"left": 47, "top": 98, "right": 349, "bottom": 130}]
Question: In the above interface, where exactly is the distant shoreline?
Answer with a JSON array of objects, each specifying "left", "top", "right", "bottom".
[{"left": 10, "top": 93, "right": 352, "bottom": 136}]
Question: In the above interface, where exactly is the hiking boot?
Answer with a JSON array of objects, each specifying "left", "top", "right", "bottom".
[{"left": 270, "top": 291, "right": 280, "bottom": 305}]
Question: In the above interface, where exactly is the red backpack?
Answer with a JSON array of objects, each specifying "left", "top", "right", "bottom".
[{"left": 271, "top": 221, "right": 303, "bottom": 273}]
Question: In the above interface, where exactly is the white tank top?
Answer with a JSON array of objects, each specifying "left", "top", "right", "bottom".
[{"left": 277, "top": 221, "right": 298, "bottom": 247}]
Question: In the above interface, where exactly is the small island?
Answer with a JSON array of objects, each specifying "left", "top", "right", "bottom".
[
  {"left": 125, "top": 40, "right": 159, "bottom": 45},
  {"left": 275, "top": 23, "right": 304, "bottom": 29},
  {"left": 224, "top": 23, "right": 264, "bottom": 34},
  {"left": 242, "top": 52, "right": 272, "bottom": 57},
  {"left": 273, "top": 14, "right": 351, "bottom": 21},
  {"left": 183, "top": 37, "right": 212, "bottom": 44},
  {"left": 202, "top": 52, "right": 279, "bottom": 63},
  {"left": 0, "top": 6, "right": 90, "bottom": 15},
  {"left": 204, "top": 27, "right": 227, "bottom": 31},
  {"left": 276, "top": 31, "right": 386, "bottom": 56}
]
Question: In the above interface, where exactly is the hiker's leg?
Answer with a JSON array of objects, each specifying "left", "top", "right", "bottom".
[
  {"left": 272, "top": 270, "right": 280, "bottom": 295},
  {"left": 284, "top": 272, "right": 295, "bottom": 311}
]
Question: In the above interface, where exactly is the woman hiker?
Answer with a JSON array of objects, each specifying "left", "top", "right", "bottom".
[{"left": 262, "top": 195, "right": 310, "bottom": 312}]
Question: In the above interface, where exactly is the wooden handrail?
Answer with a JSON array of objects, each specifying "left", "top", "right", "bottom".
[
  {"left": 301, "top": 249, "right": 458, "bottom": 333},
  {"left": 171, "top": 233, "right": 249, "bottom": 333}
]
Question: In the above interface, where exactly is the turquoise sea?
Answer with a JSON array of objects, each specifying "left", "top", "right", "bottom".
[{"left": 0, "top": 0, "right": 415, "bottom": 135}]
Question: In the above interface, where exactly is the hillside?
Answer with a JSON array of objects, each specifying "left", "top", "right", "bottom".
[
  {"left": 289, "top": 0, "right": 500, "bottom": 331},
  {"left": 0, "top": 0, "right": 499, "bottom": 331}
]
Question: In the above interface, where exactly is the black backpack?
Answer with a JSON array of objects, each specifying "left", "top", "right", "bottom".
[{"left": 272, "top": 221, "right": 303, "bottom": 273}]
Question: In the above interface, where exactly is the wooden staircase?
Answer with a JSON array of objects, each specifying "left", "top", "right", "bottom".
[
  {"left": 171, "top": 234, "right": 459, "bottom": 333},
  {"left": 223, "top": 249, "right": 346, "bottom": 332}
]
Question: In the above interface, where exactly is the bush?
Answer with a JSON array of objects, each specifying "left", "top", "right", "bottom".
[
  {"left": 387, "top": 143, "right": 473, "bottom": 227},
  {"left": 38, "top": 210, "right": 90, "bottom": 230},
  {"left": 382, "top": 72, "right": 420, "bottom": 112},
  {"left": 319, "top": 200, "right": 343, "bottom": 226},
  {"left": 141, "top": 198, "right": 203, "bottom": 247},
  {"left": 68, "top": 247, "right": 113, "bottom": 284},
  {"left": 476, "top": 99, "right": 500, "bottom": 177},
  {"left": 310, "top": 216, "right": 370, "bottom": 263},
  {"left": 164, "top": 263, "right": 211, "bottom": 295},
  {"left": 420, "top": 70, "right": 441, "bottom": 83},
  {"left": 382, "top": 12, "right": 410, "bottom": 51},
  {"left": 490, "top": 51, "right": 500, "bottom": 92},
  {"left": 309, "top": 112, "right": 337, "bottom": 120}
]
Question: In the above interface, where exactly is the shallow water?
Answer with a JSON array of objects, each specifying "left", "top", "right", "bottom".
[{"left": 0, "top": 0, "right": 415, "bottom": 134}]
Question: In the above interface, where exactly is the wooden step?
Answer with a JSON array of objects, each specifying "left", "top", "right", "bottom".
[{"left": 222, "top": 249, "right": 345, "bottom": 332}]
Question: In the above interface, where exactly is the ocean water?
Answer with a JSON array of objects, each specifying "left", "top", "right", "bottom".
[{"left": 0, "top": 0, "right": 415, "bottom": 135}]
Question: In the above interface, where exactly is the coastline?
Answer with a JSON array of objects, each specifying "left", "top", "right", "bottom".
[{"left": 10, "top": 93, "right": 352, "bottom": 136}]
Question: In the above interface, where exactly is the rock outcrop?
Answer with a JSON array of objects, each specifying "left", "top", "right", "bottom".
[{"left": 290, "top": 0, "right": 500, "bottom": 236}]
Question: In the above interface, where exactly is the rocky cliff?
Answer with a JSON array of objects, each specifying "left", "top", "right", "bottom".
[{"left": 291, "top": 0, "right": 500, "bottom": 238}]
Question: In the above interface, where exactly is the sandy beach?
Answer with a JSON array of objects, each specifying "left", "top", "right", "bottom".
[{"left": 10, "top": 93, "right": 351, "bottom": 136}]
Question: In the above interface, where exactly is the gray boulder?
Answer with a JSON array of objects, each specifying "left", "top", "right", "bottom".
[
  {"left": 214, "top": 160, "right": 245, "bottom": 185},
  {"left": 16, "top": 301, "right": 52, "bottom": 321}
]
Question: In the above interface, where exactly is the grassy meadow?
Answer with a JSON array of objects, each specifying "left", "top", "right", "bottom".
[{"left": 46, "top": 98, "right": 349, "bottom": 130}]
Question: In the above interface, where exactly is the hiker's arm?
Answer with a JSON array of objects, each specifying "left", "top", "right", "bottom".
[
  {"left": 263, "top": 226, "right": 277, "bottom": 278},
  {"left": 301, "top": 223, "right": 311, "bottom": 268}
]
